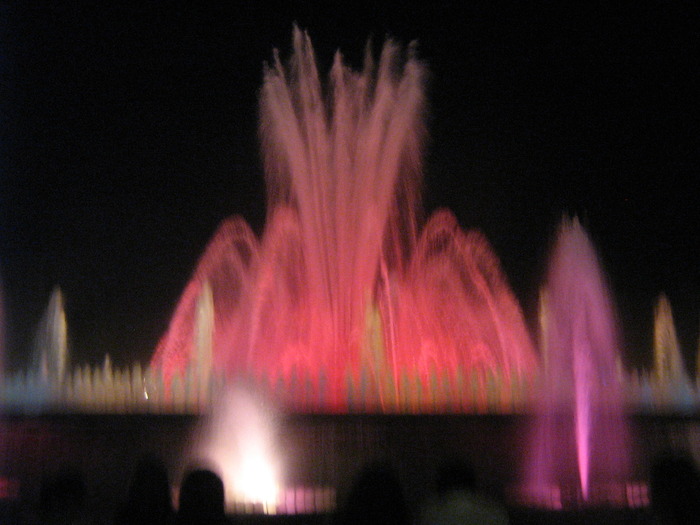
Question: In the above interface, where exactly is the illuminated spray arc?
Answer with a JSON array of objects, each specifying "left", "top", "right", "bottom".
[{"left": 151, "top": 28, "right": 537, "bottom": 411}]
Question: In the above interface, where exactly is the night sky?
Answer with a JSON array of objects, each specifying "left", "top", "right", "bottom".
[{"left": 1, "top": 2, "right": 698, "bottom": 373}]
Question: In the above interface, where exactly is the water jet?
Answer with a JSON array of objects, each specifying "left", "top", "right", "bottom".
[{"left": 525, "top": 218, "right": 631, "bottom": 507}]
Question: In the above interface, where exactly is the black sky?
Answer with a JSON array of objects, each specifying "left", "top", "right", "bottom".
[{"left": 1, "top": 2, "right": 698, "bottom": 373}]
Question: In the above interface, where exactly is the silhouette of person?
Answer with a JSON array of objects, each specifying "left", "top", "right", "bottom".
[
  {"left": 649, "top": 450, "right": 700, "bottom": 525},
  {"left": 334, "top": 462, "right": 410, "bottom": 525},
  {"left": 175, "top": 468, "right": 227, "bottom": 525},
  {"left": 37, "top": 467, "right": 87, "bottom": 525},
  {"left": 114, "top": 455, "right": 174, "bottom": 525},
  {"left": 418, "top": 458, "right": 509, "bottom": 525}
]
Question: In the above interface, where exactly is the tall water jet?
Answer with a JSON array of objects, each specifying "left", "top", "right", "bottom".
[
  {"left": 653, "top": 294, "right": 684, "bottom": 382},
  {"left": 31, "top": 286, "right": 68, "bottom": 384},
  {"left": 151, "top": 28, "right": 537, "bottom": 411},
  {"left": 652, "top": 293, "right": 692, "bottom": 406},
  {"left": 193, "top": 280, "right": 214, "bottom": 402},
  {"left": 527, "top": 218, "right": 630, "bottom": 505}
]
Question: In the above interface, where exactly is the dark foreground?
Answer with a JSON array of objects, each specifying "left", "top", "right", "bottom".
[
  {"left": 0, "top": 502, "right": 662, "bottom": 525},
  {"left": 1, "top": 412, "right": 698, "bottom": 524},
  {"left": 0, "top": 501, "right": 660, "bottom": 525}
]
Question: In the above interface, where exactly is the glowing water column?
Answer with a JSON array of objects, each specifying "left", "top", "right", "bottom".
[
  {"left": 193, "top": 280, "right": 214, "bottom": 403},
  {"left": 31, "top": 286, "right": 68, "bottom": 384},
  {"left": 652, "top": 293, "right": 692, "bottom": 406},
  {"left": 528, "top": 218, "right": 630, "bottom": 505},
  {"left": 191, "top": 386, "right": 281, "bottom": 513}
]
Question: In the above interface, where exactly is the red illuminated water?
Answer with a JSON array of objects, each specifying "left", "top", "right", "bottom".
[
  {"left": 150, "top": 29, "right": 537, "bottom": 411},
  {"left": 526, "top": 218, "right": 630, "bottom": 504}
]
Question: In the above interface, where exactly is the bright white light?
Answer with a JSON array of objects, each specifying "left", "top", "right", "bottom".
[
  {"left": 235, "top": 450, "right": 279, "bottom": 511},
  {"left": 193, "top": 385, "right": 281, "bottom": 513}
]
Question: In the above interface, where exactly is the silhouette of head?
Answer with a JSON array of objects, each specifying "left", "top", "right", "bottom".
[
  {"left": 119, "top": 455, "right": 173, "bottom": 524},
  {"left": 337, "top": 462, "right": 409, "bottom": 525},
  {"left": 39, "top": 467, "right": 86, "bottom": 523},
  {"left": 435, "top": 458, "right": 477, "bottom": 494},
  {"left": 177, "top": 468, "right": 225, "bottom": 524},
  {"left": 650, "top": 450, "right": 700, "bottom": 524}
]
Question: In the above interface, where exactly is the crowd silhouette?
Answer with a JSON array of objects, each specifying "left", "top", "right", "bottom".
[
  {"left": 648, "top": 450, "right": 700, "bottom": 525},
  {"left": 114, "top": 455, "right": 174, "bottom": 525},
  {"left": 4, "top": 449, "right": 699, "bottom": 524}
]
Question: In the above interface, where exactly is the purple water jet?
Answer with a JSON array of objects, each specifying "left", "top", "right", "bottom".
[{"left": 527, "top": 218, "right": 630, "bottom": 505}]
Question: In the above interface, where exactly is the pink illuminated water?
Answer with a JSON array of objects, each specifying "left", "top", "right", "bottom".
[
  {"left": 527, "top": 218, "right": 630, "bottom": 505},
  {"left": 150, "top": 29, "right": 537, "bottom": 411}
]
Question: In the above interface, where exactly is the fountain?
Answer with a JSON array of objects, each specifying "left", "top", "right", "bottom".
[
  {"left": 31, "top": 286, "right": 68, "bottom": 384},
  {"left": 150, "top": 27, "right": 537, "bottom": 412},
  {"left": 3, "top": 27, "right": 700, "bottom": 521},
  {"left": 652, "top": 293, "right": 693, "bottom": 407},
  {"left": 188, "top": 385, "right": 281, "bottom": 513},
  {"left": 525, "top": 218, "right": 631, "bottom": 507}
]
